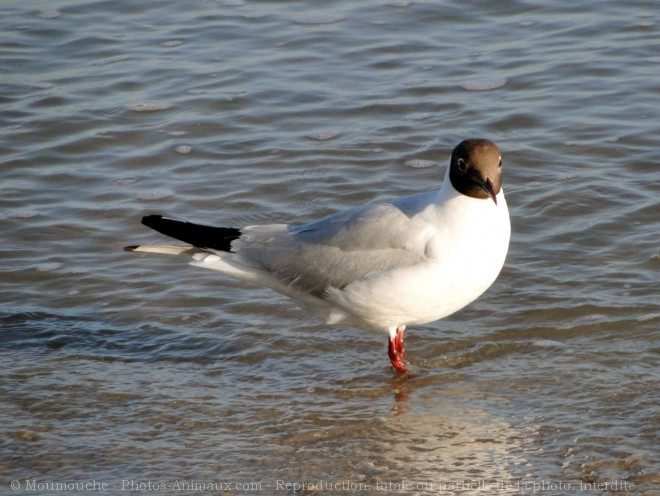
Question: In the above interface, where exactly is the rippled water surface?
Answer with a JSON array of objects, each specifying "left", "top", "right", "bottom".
[{"left": 2, "top": 1, "right": 658, "bottom": 494}]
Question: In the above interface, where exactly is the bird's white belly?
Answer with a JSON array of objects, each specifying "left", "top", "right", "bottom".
[{"left": 334, "top": 254, "right": 504, "bottom": 329}]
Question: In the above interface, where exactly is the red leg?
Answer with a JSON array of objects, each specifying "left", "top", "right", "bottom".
[{"left": 388, "top": 326, "right": 407, "bottom": 374}]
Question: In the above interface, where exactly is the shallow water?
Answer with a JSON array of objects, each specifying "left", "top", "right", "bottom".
[{"left": 1, "top": 1, "right": 658, "bottom": 494}]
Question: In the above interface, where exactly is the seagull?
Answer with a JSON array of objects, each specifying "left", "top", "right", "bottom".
[{"left": 125, "top": 139, "right": 510, "bottom": 373}]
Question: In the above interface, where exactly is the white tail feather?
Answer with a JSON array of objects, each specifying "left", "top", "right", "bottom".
[{"left": 127, "top": 244, "right": 198, "bottom": 256}]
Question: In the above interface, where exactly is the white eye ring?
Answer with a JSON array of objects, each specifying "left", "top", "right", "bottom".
[{"left": 457, "top": 158, "right": 466, "bottom": 172}]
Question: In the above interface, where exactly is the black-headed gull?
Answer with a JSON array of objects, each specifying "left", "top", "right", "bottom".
[{"left": 125, "top": 139, "right": 510, "bottom": 373}]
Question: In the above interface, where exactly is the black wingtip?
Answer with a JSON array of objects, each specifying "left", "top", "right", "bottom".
[
  {"left": 142, "top": 214, "right": 164, "bottom": 228},
  {"left": 123, "top": 245, "right": 139, "bottom": 252},
  {"left": 138, "top": 214, "right": 241, "bottom": 252}
]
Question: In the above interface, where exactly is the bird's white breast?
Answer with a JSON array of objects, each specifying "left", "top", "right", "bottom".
[{"left": 330, "top": 186, "right": 510, "bottom": 330}]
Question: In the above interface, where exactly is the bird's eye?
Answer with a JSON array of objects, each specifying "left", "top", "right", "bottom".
[
  {"left": 457, "top": 158, "right": 466, "bottom": 172},
  {"left": 499, "top": 158, "right": 502, "bottom": 168}
]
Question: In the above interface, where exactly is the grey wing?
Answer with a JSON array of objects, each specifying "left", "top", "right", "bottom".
[{"left": 233, "top": 198, "right": 435, "bottom": 294}]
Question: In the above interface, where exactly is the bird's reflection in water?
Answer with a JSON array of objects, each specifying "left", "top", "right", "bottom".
[
  {"left": 388, "top": 368, "right": 464, "bottom": 414},
  {"left": 389, "top": 371, "right": 424, "bottom": 414},
  {"left": 391, "top": 386, "right": 412, "bottom": 414}
]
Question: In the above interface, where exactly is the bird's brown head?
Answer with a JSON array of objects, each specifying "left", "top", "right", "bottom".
[{"left": 449, "top": 139, "right": 503, "bottom": 204}]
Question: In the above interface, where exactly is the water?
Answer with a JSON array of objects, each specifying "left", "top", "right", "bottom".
[{"left": 1, "top": 1, "right": 658, "bottom": 494}]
